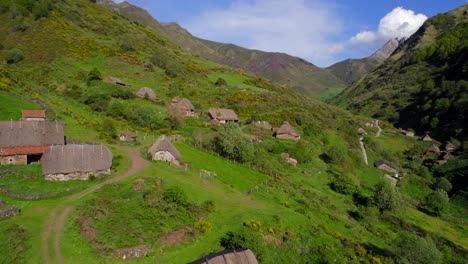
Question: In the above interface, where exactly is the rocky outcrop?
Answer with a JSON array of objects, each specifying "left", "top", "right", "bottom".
[
  {"left": 0, "top": 206, "right": 20, "bottom": 218},
  {"left": 370, "top": 38, "right": 401, "bottom": 61}
]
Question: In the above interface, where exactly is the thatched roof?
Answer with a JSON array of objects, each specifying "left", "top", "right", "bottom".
[
  {"left": 0, "top": 121, "right": 64, "bottom": 148},
  {"left": 177, "top": 98, "right": 194, "bottom": 110},
  {"left": 421, "top": 134, "right": 432, "bottom": 141},
  {"left": 191, "top": 249, "right": 258, "bottom": 264},
  {"left": 118, "top": 131, "right": 137, "bottom": 139},
  {"left": 171, "top": 96, "right": 181, "bottom": 104},
  {"left": 208, "top": 108, "right": 239, "bottom": 121},
  {"left": 136, "top": 87, "right": 157, "bottom": 100},
  {"left": 148, "top": 135, "right": 181, "bottom": 160},
  {"left": 22, "top": 110, "right": 46, "bottom": 119},
  {"left": 427, "top": 144, "right": 441, "bottom": 154},
  {"left": 276, "top": 121, "right": 298, "bottom": 136},
  {"left": 42, "top": 144, "right": 113, "bottom": 175},
  {"left": 440, "top": 152, "right": 455, "bottom": 161},
  {"left": 441, "top": 141, "right": 456, "bottom": 152},
  {"left": 102, "top": 76, "right": 123, "bottom": 84},
  {"left": 252, "top": 121, "right": 272, "bottom": 130}
]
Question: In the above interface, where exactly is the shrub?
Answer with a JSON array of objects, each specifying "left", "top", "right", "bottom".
[
  {"left": 330, "top": 174, "right": 359, "bottom": 195},
  {"left": 0, "top": 224, "right": 29, "bottom": 264},
  {"left": 201, "top": 200, "right": 215, "bottom": 213},
  {"left": 393, "top": 232, "right": 442, "bottom": 264},
  {"left": 6, "top": 48, "right": 24, "bottom": 64},
  {"left": 371, "top": 180, "right": 400, "bottom": 212},
  {"left": 423, "top": 189, "right": 449, "bottom": 216},
  {"left": 433, "top": 177, "right": 452, "bottom": 192},
  {"left": 243, "top": 220, "right": 261, "bottom": 232},
  {"left": 220, "top": 229, "right": 265, "bottom": 261},
  {"left": 32, "top": 0, "right": 50, "bottom": 19},
  {"left": 100, "top": 117, "right": 117, "bottom": 139},
  {"left": 86, "top": 67, "right": 101, "bottom": 85},
  {"left": 83, "top": 92, "right": 110, "bottom": 112},
  {"left": 213, "top": 123, "right": 255, "bottom": 163},
  {"left": 215, "top": 77, "right": 227, "bottom": 86},
  {"left": 194, "top": 220, "right": 212, "bottom": 234},
  {"left": 163, "top": 186, "right": 188, "bottom": 206}
]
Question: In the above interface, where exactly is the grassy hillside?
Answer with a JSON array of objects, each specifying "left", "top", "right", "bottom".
[
  {"left": 333, "top": 5, "right": 468, "bottom": 143},
  {"left": 326, "top": 57, "right": 379, "bottom": 85},
  {"left": 0, "top": 1, "right": 466, "bottom": 263},
  {"left": 96, "top": 0, "right": 346, "bottom": 98}
]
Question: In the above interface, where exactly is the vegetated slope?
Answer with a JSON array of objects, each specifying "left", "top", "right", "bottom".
[
  {"left": 326, "top": 38, "right": 401, "bottom": 85},
  {"left": 96, "top": 0, "right": 346, "bottom": 97},
  {"left": 333, "top": 5, "right": 468, "bottom": 142},
  {"left": 0, "top": 1, "right": 467, "bottom": 263}
]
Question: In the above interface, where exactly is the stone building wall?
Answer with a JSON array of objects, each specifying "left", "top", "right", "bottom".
[
  {"left": 45, "top": 168, "right": 111, "bottom": 181},
  {"left": 0, "top": 206, "right": 20, "bottom": 218},
  {"left": 0, "top": 155, "right": 27, "bottom": 165}
]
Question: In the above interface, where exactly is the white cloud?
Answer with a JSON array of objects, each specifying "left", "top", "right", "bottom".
[
  {"left": 350, "top": 7, "right": 427, "bottom": 45},
  {"left": 184, "top": 0, "right": 344, "bottom": 67}
]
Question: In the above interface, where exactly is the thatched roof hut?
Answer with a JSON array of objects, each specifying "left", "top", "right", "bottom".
[
  {"left": 191, "top": 249, "right": 258, "bottom": 264},
  {"left": 118, "top": 131, "right": 137, "bottom": 141},
  {"left": 42, "top": 144, "right": 113, "bottom": 176},
  {"left": 103, "top": 76, "right": 131, "bottom": 87},
  {"left": 148, "top": 135, "right": 181, "bottom": 164},
  {"left": 136, "top": 87, "right": 157, "bottom": 100},
  {"left": 441, "top": 141, "right": 456, "bottom": 152},
  {"left": 427, "top": 144, "right": 441, "bottom": 154},
  {"left": 22, "top": 110, "right": 46, "bottom": 121},
  {"left": 275, "top": 121, "right": 300, "bottom": 140},
  {"left": 374, "top": 160, "right": 399, "bottom": 174},
  {"left": 252, "top": 121, "right": 272, "bottom": 130},
  {"left": 357, "top": 128, "right": 367, "bottom": 135},
  {"left": 208, "top": 108, "right": 239, "bottom": 123},
  {"left": 421, "top": 134, "right": 432, "bottom": 141},
  {"left": 0, "top": 121, "right": 64, "bottom": 155}
]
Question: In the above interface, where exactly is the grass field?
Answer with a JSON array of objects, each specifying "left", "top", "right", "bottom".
[{"left": 0, "top": 91, "right": 41, "bottom": 120}]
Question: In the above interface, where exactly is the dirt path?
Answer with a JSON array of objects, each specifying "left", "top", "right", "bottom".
[
  {"left": 41, "top": 149, "right": 149, "bottom": 264},
  {"left": 375, "top": 120, "right": 382, "bottom": 137},
  {"left": 359, "top": 139, "right": 369, "bottom": 165}
]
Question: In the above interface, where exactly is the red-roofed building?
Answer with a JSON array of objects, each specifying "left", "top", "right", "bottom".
[{"left": 22, "top": 110, "right": 46, "bottom": 121}]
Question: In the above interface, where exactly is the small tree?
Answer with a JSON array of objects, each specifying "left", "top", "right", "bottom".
[
  {"left": 100, "top": 117, "right": 117, "bottom": 139},
  {"left": 215, "top": 77, "right": 227, "bottom": 86},
  {"left": 423, "top": 189, "right": 449, "bottom": 216},
  {"left": 220, "top": 229, "right": 265, "bottom": 261},
  {"left": 86, "top": 67, "right": 102, "bottom": 85},
  {"left": 433, "top": 177, "right": 452, "bottom": 192},
  {"left": 371, "top": 180, "right": 399, "bottom": 212},
  {"left": 6, "top": 48, "right": 24, "bottom": 64},
  {"left": 393, "top": 232, "right": 442, "bottom": 264},
  {"left": 213, "top": 123, "right": 255, "bottom": 163},
  {"left": 330, "top": 174, "right": 359, "bottom": 195}
]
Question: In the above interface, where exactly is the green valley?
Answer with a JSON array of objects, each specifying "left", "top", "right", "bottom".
[{"left": 0, "top": 1, "right": 466, "bottom": 264}]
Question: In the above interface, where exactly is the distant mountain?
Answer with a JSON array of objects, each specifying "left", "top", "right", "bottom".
[
  {"left": 333, "top": 5, "right": 468, "bottom": 141},
  {"left": 97, "top": 1, "right": 346, "bottom": 97},
  {"left": 326, "top": 38, "right": 401, "bottom": 85}
]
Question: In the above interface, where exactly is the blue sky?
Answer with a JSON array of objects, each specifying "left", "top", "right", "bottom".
[{"left": 114, "top": 0, "right": 465, "bottom": 67}]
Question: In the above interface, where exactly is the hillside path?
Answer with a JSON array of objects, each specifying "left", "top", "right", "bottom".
[
  {"left": 359, "top": 139, "right": 369, "bottom": 165},
  {"left": 41, "top": 149, "right": 150, "bottom": 264},
  {"left": 375, "top": 120, "right": 382, "bottom": 137}
]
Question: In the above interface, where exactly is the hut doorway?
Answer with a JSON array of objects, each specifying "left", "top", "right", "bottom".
[{"left": 27, "top": 154, "right": 42, "bottom": 164}]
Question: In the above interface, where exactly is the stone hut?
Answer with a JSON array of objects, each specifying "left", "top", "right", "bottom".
[
  {"left": 421, "top": 134, "right": 432, "bottom": 142},
  {"left": 0, "top": 121, "right": 64, "bottom": 165},
  {"left": 358, "top": 128, "right": 367, "bottom": 135},
  {"left": 252, "top": 121, "right": 272, "bottom": 130},
  {"left": 208, "top": 108, "right": 239, "bottom": 124},
  {"left": 426, "top": 144, "right": 441, "bottom": 155},
  {"left": 280, "top": 153, "right": 298, "bottom": 166},
  {"left": 148, "top": 135, "right": 181, "bottom": 165},
  {"left": 103, "top": 76, "right": 131, "bottom": 87},
  {"left": 118, "top": 131, "right": 137, "bottom": 142},
  {"left": 439, "top": 152, "right": 455, "bottom": 162},
  {"left": 191, "top": 249, "right": 258, "bottom": 264},
  {"left": 136, "top": 87, "right": 157, "bottom": 101},
  {"left": 441, "top": 141, "right": 456, "bottom": 152},
  {"left": 172, "top": 98, "right": 195, "bottom": 117},
  {"left": 275, "top": 121, "right": 300, "bottom": 141},
  {"left": 374, "top": 160, "right": 399, "bottom": 174},
  {"left": 22, "top": 110, "right": 46, "bottom": 121},
  {"left": 42, "top": 144, "right": 113, "bottom": 181}
]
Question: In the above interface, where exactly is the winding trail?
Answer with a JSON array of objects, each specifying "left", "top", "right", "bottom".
[
  {"left": 41, "top": 149, "right": 149, "bottom": 264},
  {"left": 375, "top": 120, "right": 382, "bottom": 137}
]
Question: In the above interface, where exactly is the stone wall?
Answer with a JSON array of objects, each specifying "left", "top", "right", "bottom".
[
  {"left": 45, "top": 169, "right": 111, "bottom": 181},
  {"left": 114, "top": 245, "right": 150, "bottom": 259},
  {"left": 0, "top": 206, "right": 20, "bottom": 218},
  {"left": 0, "top": 155, "right": 27, "bottom": 165},
  {"left": 153, "top": 151, "right": 179, "bottom": 165}
]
